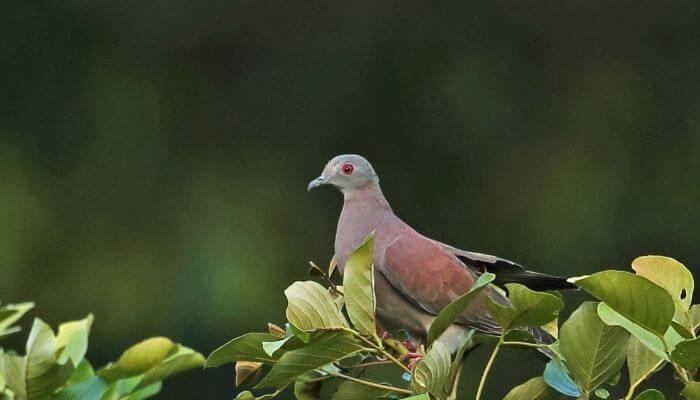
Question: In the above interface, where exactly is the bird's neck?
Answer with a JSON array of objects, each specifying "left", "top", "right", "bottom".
[
  {"left": 341, "top": 184, "right": 392, "bottom": 212},
  {"left": 335, "top": 185, "right": 392, "bottom": 267}
]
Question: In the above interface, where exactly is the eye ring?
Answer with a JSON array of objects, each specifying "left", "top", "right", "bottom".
[{"left": 341, "top": 163, "right": 354, "bottom": 175}]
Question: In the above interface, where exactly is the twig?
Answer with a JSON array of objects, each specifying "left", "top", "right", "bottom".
[
  {"left": 623, "top": 358, "right": 665, "bottom": 400},
  {"left": 351, "top": 331, "right": 412, "bottom": 374},
  {"left": 501, "top": 341, "right": 550, "bottom": 349},
  {"left": 475, "top": 335, "right": 502, "bottom": 400},
  {"left": 329, "top": 371, "right": 412, "bottom": 395}
]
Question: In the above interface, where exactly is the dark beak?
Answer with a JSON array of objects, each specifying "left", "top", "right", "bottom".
[{"left": 307, "top": 175, "right": 328, "bottom": 191}]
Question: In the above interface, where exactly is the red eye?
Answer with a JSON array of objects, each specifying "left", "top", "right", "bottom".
[{"left": 342, "top": 163, "right": 354, "bottom": 175}]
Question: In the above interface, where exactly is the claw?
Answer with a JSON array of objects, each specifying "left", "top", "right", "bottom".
[{"left": 406, "top": 352, "right": 423, "bottom": 369}]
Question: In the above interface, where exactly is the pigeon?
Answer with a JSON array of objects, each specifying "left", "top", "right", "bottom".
[{"left": 308, "top": 154, "right": 575, "bottom": 352}]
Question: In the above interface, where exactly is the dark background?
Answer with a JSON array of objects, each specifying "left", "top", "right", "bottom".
[{"left": 1, "top": 1, "right": 699, "bottom": 398}]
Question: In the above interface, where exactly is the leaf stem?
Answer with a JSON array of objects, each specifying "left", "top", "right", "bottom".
[
  {"left": 623, "top": 359, "right": 665, "bottom": 400},
  {"left": 349, "top": 360, "right": 394, "bottom": 368},
  {"left": 475, "top": 335, "right": 503, "bottom": 400},
  {"left": 501, "top": 341, "right": 549, "bottom": 349},
  {"left": 662, "top": 337, "right": 690, "bottom": 383},
  {"left": 329, "top": 371, "right": 412, "bottom": 395}
]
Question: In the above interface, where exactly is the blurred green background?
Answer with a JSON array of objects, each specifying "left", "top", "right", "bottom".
[{"left": 1, "top": 1, "right": 699, "bottom": 398}]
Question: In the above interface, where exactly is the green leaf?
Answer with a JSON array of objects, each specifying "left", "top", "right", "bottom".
[
  {"left": 0, "top": 302, "right": 34, "bottom": 337},
  {"left": 682, "top": 382, "right": 700, "bottom": 400},
  {"left": 206, "top": 333, "right": 281, "bottom": 367},
  {"left": 690, "top": 305, "right": 700, "bottom": 331},
  {"left": 1, "top": 318, "right": 75, "bottom": 400},
  {"left": 428, "top": 273, "right": 495, "bottom": 344},
  {"left": 121, "top": 382, "right": 162, "bottom": 400},
  {"left": 543, "top": 359, "right": 581, "bottom": 397},
  {"left": 487, "top": 283, "right": 563, "bottom": 331},
  {"left": 597, "top": 303, "right": 667, "bottom": 359},
  {"left": 670, "top": 337, "right": 700, "bottom": 371},
  {"left": 330, "top": 380, "right": 390, "bottom": 400},
  {"left": 255, "top": 330, "right": 364, "bottom": 390},
  {"left": 632, "top": 256, "right": 694, "bottom": 313},
  {"left": 635, "top": 389, "right": 665, "bottom": 400},
  {"left": 402, "top": 394, "right": 431, "bottom": 400},
  {"left": 56, "top": 314, "right": 93, "bottom": 366},
  {"left": 294, "top": 380, "right": 321, "bottom": 400},
  {"left": 285, "top": 281, "right": 348, "bottom": 330},
  {"left": 627, "top": 336, "right": 665, "bottom": 395},
  {"left": 504, "top": 377, "right": 570, "bottom": 400},
  {"left": 99, "top": 337, "right": 204, "bottom": 386},
  {"left": 595, "top": 388, "right": 610, "bottom": 398},
  {"left": 236, "top": 361, "right": 263, "bottom": 387},
  {"left": 139, "top": 344, "right": 204, "bottom": 386},
  {"left": 560, "top": 302, "right": 629, "bottom": 395},
  {"left": 343, "top": 231, "right": 379, "bottom": 342},
  {"left": 411, "top": 341, "right": 452, "bottom": 400},
  {"left": 570, "top": 271, "right": 675, "bottom": 336},
  {"left": 55, "top": 376, "right": 109, "bottom": 400}
]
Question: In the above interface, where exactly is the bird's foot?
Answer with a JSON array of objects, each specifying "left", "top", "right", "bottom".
[{"left": 406, "top": 352, "right": 423, "bottom": 369}]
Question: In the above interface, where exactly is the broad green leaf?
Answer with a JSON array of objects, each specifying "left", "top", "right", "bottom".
[
  {"left": 255, "top": 330, "right": 364, "bottom": 390},
  {"left": 330, "top": 380, "right": 390, "bottom": 400},
  {"left": 1, "top": 318, "right": 74, "bottom": 400},
  {"left": 411, "top": 341, "right": 451, "bottom": 400},
  {"left": 690, "top": 305, "right": 700, "bottom": 331},
  {"left": 670, "top": 337, "right": 700, "bottom": 371},
  {"left": 121, "top": 382, "right": 162, "bottom": 400},
  {"left": 101, "top": 376, "right": 142, "bottom": 400},
  {"left": 139, "top": 344, "right": 204, "bottom": 386},
  {"left": 504, "top": 377, "right": 570, "bottom": 400},
  {"left": 487, "top": 283, "right": 563, "bottom": 331},
  {"left": 560, "top": 302, "right": 629, "bottom": 395},
  {"left": 570, "top": 271, "right": 675, "bottom": 336},
  {"left": 632, "top": 256, "right": 694, "bottom": 313},
  {"left": 99, "top": 337, "right": 175, "bottom": 380},
  {"left": 402, "top": 393, "right": 431, "bottom": 400},
  {"left": 56, "top": 314, "right": 93, "bottom": 366},
  {"left": 294, "top": 380, "right": 321, "bottom": 400},
  {"left": 594, "top": 388, "right": 610, "bottom": 398},
  {"left": 543, "top": 359, "right": 581, "bottom": 397},
  {"left": 672, "top": 321, "right": 695, "bottom": 339},
  {"left": 428, "top": 273, "right": 495, "bottom": 344},
  {"left": 236, "top": 361, "right": 263, "bottom": 387},
  {"left": 99, "top": 337, "right": 204, "bottom": 386},
  {"left": 206, "top": 333, "right": 281, "bottom": 367},
  {"left": 262, "top": 337, "right": 292, "bottom": 357},
  {"left": 285, "top": 281, "right": 348, "bottom": 330},
  {"left": 597, "top": 303, "right": 667, "bottom": 359},
  {"left": 65, "top": 360, "right": 96, "bottom": 386},
  {"left": 55, "top": 376, "right": 109, "bottom": 400},
  {"left": 635, "top": 389, "right": 665, "bottom": 400},
  {"left": 343, "top": 231, "right": 379, "bottom": 342},
  {"left": 682, "top": 382, "right": 700, "bottom": 400},
  {"left": 627, "top": 336, "right": 665, "bottom": 395}
]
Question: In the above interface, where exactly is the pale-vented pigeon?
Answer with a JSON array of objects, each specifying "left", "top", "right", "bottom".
[{"left": 308, "top": 154, "right": 574, "bottom": 352}]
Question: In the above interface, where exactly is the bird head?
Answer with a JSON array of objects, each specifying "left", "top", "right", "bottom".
[{"left": 308, "top": 154, "right": 379, "bottom": 193}]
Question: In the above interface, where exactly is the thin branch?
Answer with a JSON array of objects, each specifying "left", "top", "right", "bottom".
[
  {"left": 350, "top": 331, "right": 412, "bottom": 374},
  {"left": 348, "top": 360, "right": 394, "bottom": 368},
  {"left": 475, "top": 335, "right": 502, "bottom": 400},
  {"left": 501, "top": 341, "right": 550, "bottom": 349},
  {"left": 623, "top": 358, "right": 665, "bottom": 400},
  {"left": 329, "top": 371, "right": 412, "bottom": 395}
]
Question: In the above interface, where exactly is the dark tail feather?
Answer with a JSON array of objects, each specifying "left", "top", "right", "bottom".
[{"left": 492, "top": 270, "right": 577, "bottom": 291}]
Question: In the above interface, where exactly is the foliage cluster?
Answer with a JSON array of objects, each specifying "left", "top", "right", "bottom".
[
  {"left": 207, "top": 233, "right": 700, "bottom": 400},
  {"left": 0, "top": 304, "right": 204, "bottom": 400}
]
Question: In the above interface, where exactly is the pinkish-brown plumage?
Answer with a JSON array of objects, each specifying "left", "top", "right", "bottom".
[{"left": 309, "top": 154, "right": 572, "bottom": 350}]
